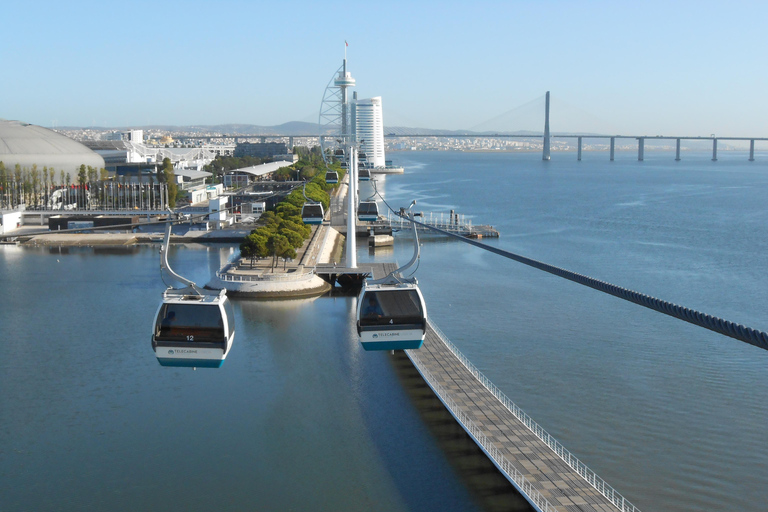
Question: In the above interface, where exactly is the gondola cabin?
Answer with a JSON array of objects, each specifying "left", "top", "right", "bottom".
[
  {"left": 325, "top": 170, "right": 339, "bottom": 184},
  {"left": 152, "top": 289, "right": 235, "bottom": 368},
  {"left": 358, "top": 168, "right": 371, "bottom": 181},
  {"left": 301, "top": 203, "right": 324, "bottom": 225},
  {"left": 357, "top": 200, "right": 379, "bottom": 222},
  {"left": 356, "top": 282, "right": 427, "bottom": 351}
]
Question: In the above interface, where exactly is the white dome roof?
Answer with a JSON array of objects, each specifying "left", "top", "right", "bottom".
[{"left": 0, "top": 119, "right": 105, "bottom": 174}]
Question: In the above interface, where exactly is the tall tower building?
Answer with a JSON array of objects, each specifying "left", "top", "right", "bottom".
[
  {"left": 354, "top": 96, "right": 385, "bottom": 168},
  {"left": 334, "top": 59, "right": 356, "bottom": 139}
]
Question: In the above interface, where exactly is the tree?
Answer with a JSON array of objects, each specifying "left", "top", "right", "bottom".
[
  {"left": 31, "top": 165, "right": 40, "bottom": 208},
  {"left": 161, "top": 158, "right": 178, "bottom": 208},
  {"left": 266, "top": 233, "right": 290, "bottom": 270},
  {"left": 300, "top": 166, "right": 317, "bottom": 180},
  {"left": 0, "top": 161, "right": 6, "bottom": 208},
  {"left": 281, "top": 229, "right": 304, "bottom": 249},
  {"left": 272, "top": 166, "right": 295, "bottom": 182},
  {"left": 275, "top": 202, "right": 300, "bottom": 218},
  {"left": 240, "top": 232, "right": 268, "bottom": 268},
  {"left": 280, "top": 245, "right": 297, "bottom": 269}
]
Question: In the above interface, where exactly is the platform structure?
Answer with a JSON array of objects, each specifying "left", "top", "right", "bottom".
[
  {"left": 405, "top": 322, "right": 639, "bottom": 512},
  {"left": 385, "top": 209, "right": 499, "bottom": 238}
]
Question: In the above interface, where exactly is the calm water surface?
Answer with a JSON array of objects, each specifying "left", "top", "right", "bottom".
[
  {"left": 0, "top": 244, "right": 496, "bottom": 511},
  {"left": 367, "top": 150, "right": 768, "bottom": 512},
  {"left": 3, "top": 149, "right": 768, "bottom": 511}
]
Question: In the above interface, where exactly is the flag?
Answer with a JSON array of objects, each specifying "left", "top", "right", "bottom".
[{"left": 345, "top": 41, "right": 348, "bottom": 47}]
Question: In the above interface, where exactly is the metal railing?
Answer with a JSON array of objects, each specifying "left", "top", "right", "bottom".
[
  {"left": 387, "top": 210, "right": 474, "bottom": 235},
  {"left": 427, "top": 320, "right": 640, "bottom": 512},
  {"left": 216, "top": 264, "right": 316, "bottom": 283},
  {"left": 406, "top": 350, "right": 557, "bottom": 512}
]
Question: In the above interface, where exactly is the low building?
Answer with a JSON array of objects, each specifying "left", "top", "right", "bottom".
[
  {"left": 234, "top": 142, "right": 288, "bottom": 158},
  {"left": 174, "top": 168, "right": 211, "bottom": 191},
  {"left": 223, "top": 161, "right": 292, "bottom": 188}
]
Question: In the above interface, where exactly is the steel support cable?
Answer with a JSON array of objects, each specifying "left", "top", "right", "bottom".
[{"left": 398, "top": 214, "right": 768, "bottom": 353}]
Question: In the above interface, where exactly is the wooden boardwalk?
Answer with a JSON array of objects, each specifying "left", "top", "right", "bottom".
[{"left": 406, "top": 323, "right": 638, "bottom": 512}]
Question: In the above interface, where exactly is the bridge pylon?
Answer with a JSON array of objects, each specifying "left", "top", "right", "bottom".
[{"left": 542, "top": 91, "right": 551, "bottom": 161}]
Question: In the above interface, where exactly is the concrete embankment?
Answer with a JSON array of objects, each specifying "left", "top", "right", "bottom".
[{"left": 15, "top": 229, "right": 251, "bottom": 246}]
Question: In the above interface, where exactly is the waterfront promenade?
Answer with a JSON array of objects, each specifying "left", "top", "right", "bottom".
[{"left": 407, "top": 323, "right": 633, "bottom": 512}]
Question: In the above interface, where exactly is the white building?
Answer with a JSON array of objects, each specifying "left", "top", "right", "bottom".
[{"left": 353, "top": 96, "right": 385, "bottom": 168}]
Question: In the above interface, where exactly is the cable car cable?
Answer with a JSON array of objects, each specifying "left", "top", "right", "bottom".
[{"left": 388, "top": 210, "right": 768, "bottom": 353}]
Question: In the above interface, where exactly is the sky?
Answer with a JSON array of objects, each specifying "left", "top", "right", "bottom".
[{"left": 3, "top": 0, "right": 767, "bottom": 136}]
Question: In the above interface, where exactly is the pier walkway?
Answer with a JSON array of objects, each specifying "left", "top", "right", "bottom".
[
  {"left": 406, "top": 322, "right": 636, "bottom": 512},
  {"left": 385, "top": 210, "right": 499, "bottom": 238}
]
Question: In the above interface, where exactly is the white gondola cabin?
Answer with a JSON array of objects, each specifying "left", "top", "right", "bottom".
[
  {"left": 358, "top": 168, "right": 371, "bottom": 181},
  {"left": 325, "top": 170, "right": 339, "bottom": 184},
  {"left": 357, "top": 200, "right": 379, "bottom": 222},
  {"left": 302, "top": 203, "right": 324, "bottom": 224},
  {"left": 356, "top": 281, "right": 427, "bottom": 351},
  {"left": 152, "top": 289, "right": 235, "bottom": 368}
]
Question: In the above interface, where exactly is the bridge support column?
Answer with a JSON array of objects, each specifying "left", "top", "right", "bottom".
[
  {"left": 638, "top": 138, "right": 644, "bottom": 161},
  {"left": 542, "top": 91, "right": 551, "bottom": 161},
  {"left": 577, "top": 136, "right": 582, "bottom": 161},
  {"left": 749, "top": 139, "right": 755, "bottom": 161},
  {"left": 675, "top": 139, "right": 681, "bottom": 161},
  {"left": 712, "top": 139, "right": 718, "bottom": 161},
  {"left": 610, "top": 137, "right": 615, "bottom": 161}
]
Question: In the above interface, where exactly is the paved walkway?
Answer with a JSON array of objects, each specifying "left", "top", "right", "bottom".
[{"left": 406, "top": 324, "right": 636, "bottom": 512}]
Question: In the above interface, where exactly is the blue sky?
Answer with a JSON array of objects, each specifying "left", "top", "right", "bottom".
[{"left": 3, "top": 0, "right": 767, "bottom": 135}]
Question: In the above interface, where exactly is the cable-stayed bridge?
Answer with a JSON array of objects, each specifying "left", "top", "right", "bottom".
[{"left": 175, "top": 92, "right": 767, "bottom": 162}]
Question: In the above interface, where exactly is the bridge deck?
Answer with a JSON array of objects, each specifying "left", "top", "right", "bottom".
[{"left": 406, "top": 324, "right": 630, "bottom": 512}]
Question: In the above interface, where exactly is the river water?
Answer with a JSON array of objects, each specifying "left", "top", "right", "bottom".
[{"left": 2, "top": 150, "right": 768, "bottom": 511}]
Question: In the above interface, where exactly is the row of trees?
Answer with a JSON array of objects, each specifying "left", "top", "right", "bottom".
[
  {"left": 239, "top": 154, "right": 342, "bottom": 270},
  {"left": 0, "top": 159, "right": 180, "bottom": 210},
  {"left": 0, "top": 161, "right": 109, "bottom": 209}
]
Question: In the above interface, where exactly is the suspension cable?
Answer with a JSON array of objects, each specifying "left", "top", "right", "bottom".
[{"left": 384, "top": 206, "right": 768, "bottom": 352}]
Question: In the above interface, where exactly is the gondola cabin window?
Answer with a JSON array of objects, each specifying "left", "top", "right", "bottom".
[
  {"left": 155, "top": 303, "right": 226, "bottom": 343},
  {"left": 360, "top": 290, "right": 424, "bottom": 328}
]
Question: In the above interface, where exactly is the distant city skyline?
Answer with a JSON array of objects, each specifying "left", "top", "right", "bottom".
[{"left": 5, "top": 0, "right": 768, "bottom": 137}]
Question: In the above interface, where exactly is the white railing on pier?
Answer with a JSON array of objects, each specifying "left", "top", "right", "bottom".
[
  {"left": 425, "top": 320, "right": 640, "bottom": 512},
  {"left": 386, "top": 210, "right": 474, "bottom": 235},
  {"left": 216, "top": 263, "right": 316, "bottom": 283}
]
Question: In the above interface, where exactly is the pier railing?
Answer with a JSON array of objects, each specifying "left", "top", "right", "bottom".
[
  {"left": 216, "top": 263, "right": 317, "bottom": 282},
  {"left": 407, "top": 347, "right": 557, "bottom": 512},
  {"left": 427, "top": 320, "right": 640, "bottom": 512},
  {"left": 387, "top": 210, "right": 473, "bottom": 235}
]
